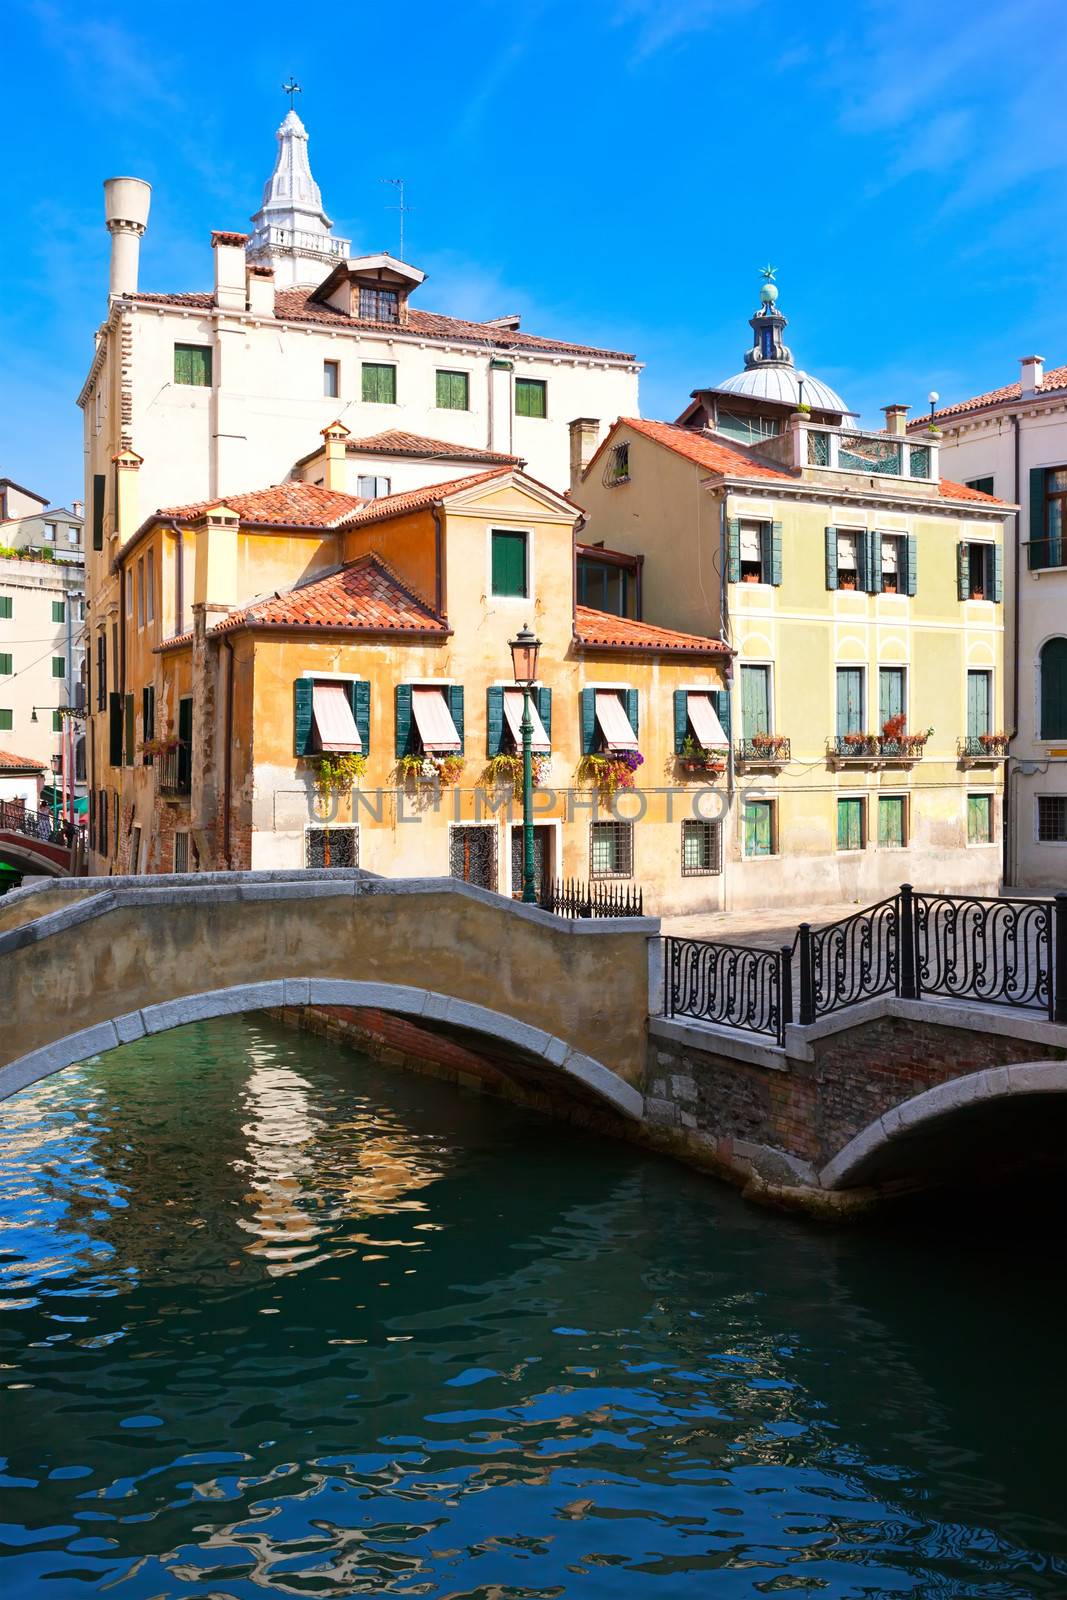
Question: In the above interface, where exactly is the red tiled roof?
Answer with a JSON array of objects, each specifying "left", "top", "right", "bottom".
[
  {"left": 344, "top": 430, "right": 522, "bottom": 464},
  {"left": 574, "top": 605, "right": 730, "bottom": 656},
  {"left": 937, "top": 478, "right": 1006, "bottom": 505},
  {"left": 912, "top": 363, "right": 1067, "bottom": 425},
  {"left": 130, "top": 289, "right": 636, "bottom": 362},
  {"left": 0, "top": 748, "right": 44, "bottom": 772},
  {"left": 337, "top": 465, "right": 516, "bottom": 527},
  {"left": 599, "top": 417, "right": 796, "bottom": 482},
  {"left": 159, "top": 481, "right": 364, "bottom": 529},
  {"left": 160, "top": 554, "right": 447, "bottom": 650}
]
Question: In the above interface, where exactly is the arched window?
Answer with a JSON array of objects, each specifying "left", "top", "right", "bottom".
[{"left": 1039, "top": 637, "right": 1067, "bottom": 738}]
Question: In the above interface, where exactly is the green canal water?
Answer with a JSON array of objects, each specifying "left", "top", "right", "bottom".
[{"left": 0, "top": 1015, "right": 1063, "bottom": 1598}]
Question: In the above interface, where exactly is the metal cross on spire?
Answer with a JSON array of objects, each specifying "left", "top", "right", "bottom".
[
  {"left": 283, "top": 77, "right": 301, "bottom": 108},
  {"left": 381, "top": 177, "right": 412, "bottom": 261}
]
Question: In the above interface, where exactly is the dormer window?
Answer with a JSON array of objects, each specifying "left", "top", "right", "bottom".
[{"left": 359, "top": 286, "right": 399, "bottom": 323}]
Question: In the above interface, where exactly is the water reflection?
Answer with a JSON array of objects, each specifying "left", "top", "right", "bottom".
[{"left": 0, "top": 1015, "right": 1062, "bottom": 1598}]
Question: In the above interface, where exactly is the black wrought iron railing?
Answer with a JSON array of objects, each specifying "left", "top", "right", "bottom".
[
  {"left": 736, "top": 737, "right": 791, "bottom": 763},
  {"left": 542, "top": 878, "right": 644, "bottom": 918},
  {"left": 957, "top": 735, "right": 1010, "bottom": 759},
  {"left": 157, "top": 749, "right": 191, "bottom": 795},
  {"left": 830, "top": 735, "right": 928, "bottom": 760},
  {"left": 664, "top": 936, "right": 791, "bottom": 1045},
  {"left": 663, "top": 885, "right": 1067, "bottom": 1042},
  {"left": 0, "top": 797, "right": 84, "bottom": 852}
]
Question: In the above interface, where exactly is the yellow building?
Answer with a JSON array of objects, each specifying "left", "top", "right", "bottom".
[
  {"left": 572, "top": 277, "right": 1012, "bottom": 909},
  {"left": 84, "top": 446, "right": 733, "bottom": 912}
]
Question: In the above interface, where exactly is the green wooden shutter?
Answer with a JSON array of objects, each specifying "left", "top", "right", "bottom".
[
  {"left": 1040, "top": 638, "right": 1067, "bottom": 737},
  {"left": 1030, "top": 467, "right": 1047, "bottom": 550},
  {"left": 0, "top": 597, "right": 10, "bottom": 619},
  {"left": 741, "top": 666, "right": 769, "bottom": 739},
  {"left": 491, "top": 531, "right": 526, "bottom": 596},
  {"left": 836, "top": 667, "right": 863, "bottom": 735},
  {"left": 967, "top": 670, "right": 991, "bottom": 739},
  {"left": 436, "top": 370, "right": 449, "bottom": 408},
  {"left": 867, "top": 530, "right": 882, "bottom": 593},
  {"left": 769, "top": 521, "right": 783, "bottom": 586},
  {"left": 92, "top": 474, "right": 105, "bottom": 550},
  {"left": 727, "top": 518, "right": 741, "bottom": 584},
  {"left": 52, "top": 656, "right": 65, "bottom": 678},
  {"left": 992, "top": 544, "right": 1003, "bottom": 603},
  {"left": 711, "top": 687, "right": 732, "bottom": 744},
  {"left": 124, "top": 693, "right": 135, "bottom": 765},
  {"left": 879, "top": 668, "right": 904, "bottom": 728},
  {"left": 0, "top": 654, "right": 10, "bottom": 675},
  {"left": 395, "top": 683, "right": 413, "bottom": 757},
  {"left": 52, "top": 600, "right": 65, "bottom": 623},
  {"left": 294, "top": 679, "right": 314, "bottom": 756},
  {"left": 536, "top": 686, "right": 551, "bottom": 742},
  {"left": 905, "top": 534, "right": 918, "bottom": 596},
  {"left": 142, "top": 686, "right": 154, "bottom": 764},
  {"left": 447, "top": 685, "right": 464, "bottom": 750},
  {"left": 109, "top": 692, "right": 123, "bottom": 766},
  {"left": 825, "top": 526, "right": 838, "bottom": 589},
  {"left": 856, "top": 529, "right": 869, "bottom": 592},
  {"left": 623, "top": 688, "right": 639, "bottom": 739},
  {"left": 674, "top": 689, "right": 689, "bottom": 754},
  {"left": 957, "top": 541, "right": 970, "bottom": 600},
  {"left": 879, "top": 796, "right": 904, "bottom": 847},
  {"left": 580, "top": 687, "right": 597, "bottom": 754},
  {"left": 838, "top": 798, "right": 862, "bottom": 850},
  {"left": 351, "top": 680, "right": 371, "bottom": 755},
  {"left": 486, "top": 685, "right": 505, "bottom": 754}
]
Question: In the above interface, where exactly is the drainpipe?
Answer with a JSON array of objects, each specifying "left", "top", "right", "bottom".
[
  {"left": 431, "top": 506, "right": 444, "bottom": 619},
  {"left": 1004, "top": 413, "right": 1021, "bottom": 888},
  {"left": 221, "top": 636, "right": 234, "bottom": 869},
  {"left": 174, "top": 524, "right": 185, "bottom": 636}
]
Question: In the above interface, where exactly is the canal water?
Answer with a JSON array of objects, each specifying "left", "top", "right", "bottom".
[{"left": 0, "top": 1016, "right": 1063, "bottom": 1598}]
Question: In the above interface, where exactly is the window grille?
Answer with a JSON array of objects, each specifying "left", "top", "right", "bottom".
[
  {"left": 305, "top": 827, "right": 359, "bottom": 868},
  {"left": 807, "top": 430, "right": 830, "bottom": 466},
  {"left": 606, "top": 444, "right": 629, "bottom": 484},
  {"left": 909, "top": 444, "right": 931, "bottom": 478},
  {"left": 1037, "top": 796, "right": 1067, "bottom": 843},
  {"left": 590, "top": 820, "right": 633, "bottom": 879},
  {"left": 174, "top": 831, "right": 189, "bottom": 873},
  {"left": 681, "top": 819, "right": 721, "bottom": 876},
  {"left": 838, "top": 434, "right": 902, "bottom": 474},
  {"left": 450, "top": 825, "right": 497, "bottom": 890}
]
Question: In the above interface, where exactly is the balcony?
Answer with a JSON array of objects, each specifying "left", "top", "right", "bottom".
[
  {"left": 736, "top": 736, "right": 791, "bottom": 768},
  {"left": 958, "top": 734, "right": 1010, "bottom": 765},
  {"left": 801, "top": 423, "right": 937, "bottom": 486},
  {"left": 1024, "top": 538, "right": 1066, "bottom": 573},
  {"left": 157, "top": 748, "right": 190, "bottom": 798},
  {"left": 829, "top": 734, "right": 929, "bottom": 767}
]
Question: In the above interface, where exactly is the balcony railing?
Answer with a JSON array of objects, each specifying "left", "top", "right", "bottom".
[
  {"left": 830, "top": 734, "right": 929, "bottom": 764},
  {"left": 1025, "top": 537, "right": 1066, "bottom": 572},
  {"left": 736, "top": 736, "right": 791, "bottom": 766},
  {"left": 958, "top": 735, "right": 1010, "bottom": 762},
  {"left": 157, "top": 749, "right": 190, "bottom": 797}
]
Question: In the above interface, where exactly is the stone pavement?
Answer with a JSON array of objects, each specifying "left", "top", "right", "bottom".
[{"left": 661, "top": 901, "right": 862, "bottom": 948}]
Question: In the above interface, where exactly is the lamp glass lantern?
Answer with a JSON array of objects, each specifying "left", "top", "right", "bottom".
[
  {"left": 508, "top": 623, "right": 543, "bottom": 904},
  {"left": 509, "top": 623, "right": 541, "bottom": 687}
]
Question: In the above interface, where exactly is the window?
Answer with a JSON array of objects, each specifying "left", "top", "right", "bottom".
[
  {"left": 500, "top": 688, "right": 550, "bottom": 753},
  {"left": 395, "top": 684, "right": 464, "bottom": 758},
  {"left": 958, "top": 541, "right": 1001, "bottom": 601},
  {"left": 109, "top": 694, "right": 123, "bottom": 766},
  {"left": 608, "top": 444, "right": 630, "bottom": 483},
  {"left": 357, "top": 475, "right": 391, "bottom": 499},
  {"left": 0, "top": 654, "right": 11, "bottom": 676},
  {"left": 126, "top": 574, "right": 133, "bottom": 617},
  {"left": 966, "top": 669, "right": 993, "bottom": 742},
  {"left": 51, "top": 600, "right": 65, "bottom": 623},
  {"left": 740, "top": 665, "right": 771, "bottom": 740},
  {"left": 878, "top": 667, "right": 906, "bottom": 733},
  {"left": 142, "top": 686, "right": 155, "bottom": 764},
  {"left": 124, "top": 693, "right": 135, "bottom": 765},
  {"left": 358, "top": 286, "right": 399, "bottom": 323},
  {"left": 174, "top": 831, "right": 189, "bottom": 873},
  {"left": 362, "top": 362, "right": 397, "bottom": 404},
  {"left": 880, "top": 535, "right": 904, "bottom": 593},
  {"left": 98, "top": 789, "right": 108, "bottom": 855},
  {"left": 681, "top": 818, "right": 722, "bottom": 876},
  {"left": 878, "top": 795, "right": 906, "bottom": 848},
  {"left": 130, "top": 826, "right": 142, "bottom": 875},
  {"left": 836, "top": 531, "right": 861, "bottom": 589},
  {"left": 491, "top": 530, "right": 528, "bottom": 597},
  {"left": 837, "top": 797, "right": 865, "bottom": 851},
  {"left": 967, "top": 476, "right": 995, "bottom": 497},
  {"left": 0, "top": 710, "right": 11, "bottom": 731},
  {"left": 44, "top": 522, "right": 56, "bottom": 543},
  {"left": 52, "top": 656, "right": 65, "bottom": 678},
  {"left": 96, "top": 634, "right": 107, "bottom": 711},
  {"left": 718, "top": 410, "right": 781, "bottom": 447},
  {"left": 730, "top": 518, "right": 782, "bottom": 586},
  {"left": 323, "top": 359, "right": 339, "bottom": 398},
  {"left": 577, "top": 555, "right": 637, "bottom": 617},
  {"left": 92, "top": 473, "right": 105, "bottom": 551},
  {"left": 52, "top": 711, "right": 62, "bottom": 733},
  {"left": 136, "top": 558, "right": 145, "bottom": 627},
  {"left": 68, "top": 524, "right": 80, "bottom": 547},
  {"left": 675, "top": 689, "right": 729, "bottom": 755},
  {"left": 743, "top": 799, "right": 775, "bottom": 857},
  {"left": 436, "top": 370, "right": 469, "bottom": 410},
  {"left": 590, "top": 819, "right": 633, "bottom": 878},
  {"left": 515, "top": 378, "right": 547, "bottom": 419},
  {"left": 968, "top": 793, "right": 994, "bottom": 844},
  {"left": 1040, "top": 639, "right": 1067, "bottom": 738},
  {"left": 1037, "top": 796, "right": 1067, "bottom": 842},
  {"left": 450, "top": 825, "right": 497, "bottom": 889},
  {"left": 587, "top": 688, "right": 639, "bottom": 754},
  {"left": 173, "top": 344, "right": 212, "bottom": 386},
  {"left": 306, "top": 827, "right": 359, "bottom": 867},
  {"left": 146, "top": 548, "right": 155, "bottom": 623},
  {"left": 1030, "top": 467, "right": 1067, "bottom": 569},
  {"left": 836, "top": 667, "right": 865, "bottom": 737},
  {"left": 0, "top": 597, "right": 10, "bottom": 619}
]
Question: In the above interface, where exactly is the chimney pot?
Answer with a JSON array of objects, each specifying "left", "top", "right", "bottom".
[
  {"left": 103, "top": 176, "right": 151, "bottom": 297},
  {"left": 569, "top": 417, "right": 601, "bottom": 494},
  {"left": 213, "top": 231, "right": 247, "bottom": 311},
  {"left": 1020, "top": 354, "right": 1045, "bottom": 395},
  {"left": 882, "top": 403, "right": 910, "bottom": 438}
]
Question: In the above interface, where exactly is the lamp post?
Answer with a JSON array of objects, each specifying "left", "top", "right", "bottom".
[
  {"left": 49, "top": 754, "right": 62, "bottom": 832},
  {"left": 508, "top": 622, "right": 542, "bottom": 904}
]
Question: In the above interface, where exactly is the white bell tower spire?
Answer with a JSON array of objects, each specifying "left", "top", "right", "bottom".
[{"left": 247, "top": 102, "right": 350, "bottom": 289}]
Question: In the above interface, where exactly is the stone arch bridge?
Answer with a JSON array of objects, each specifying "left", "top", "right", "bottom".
[{"left": 1, "top": 871, "right": 1064, "bottom": 1213}]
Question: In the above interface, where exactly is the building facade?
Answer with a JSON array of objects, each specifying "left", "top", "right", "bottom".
[
  {"left": 0, "top": 548, "right": 85, "bottom": 792},
  {"left": 86, "top": 461, "right": 731, "bottom": 912},
  {"left": 573, "top": 280, "right": 1011, "bottom": 910},
  {"left": 910, "top": 359, "right": 1067, "bottom": 888}
]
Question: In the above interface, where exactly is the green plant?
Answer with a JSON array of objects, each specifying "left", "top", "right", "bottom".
[
  {"left": 310, "top": 751, "right": 367, "bottom": 800},
  {"left": 397, "top": 752, "right": 464, "bottom": 786}
]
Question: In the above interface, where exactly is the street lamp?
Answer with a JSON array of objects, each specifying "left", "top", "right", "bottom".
[
  {"left": 49, "top": 754, "right": 62, "bottom": 830},
  {"left": 508, "top": 622, "right": 542, "bottom": 904}
]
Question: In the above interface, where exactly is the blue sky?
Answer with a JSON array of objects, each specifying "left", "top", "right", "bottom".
[{"left": 3, "top": 0, "right": 1064, "bottom": 507}]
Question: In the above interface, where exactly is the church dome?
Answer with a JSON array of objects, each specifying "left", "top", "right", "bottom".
[{"left": 707, "top": 270, "right": 850, "bottom": 417}]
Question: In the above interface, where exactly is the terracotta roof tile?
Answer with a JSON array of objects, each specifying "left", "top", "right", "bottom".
[
  {"left": 0, "top": 748, "right": 45, "bottom": 771},
  {"left": 599, "top": 417, "right": 796, "bottom": 483},
  {"left": 159, "top": 481, "right": 364, "bottom": 528},
  {"left": 344, "top": 430, "right": 522, "bottom": 464},
  {"left": 937, "top": 478, "right": 1006, "bottom": 505},
  {"left": 574, "top": 605, "right": 730, "bottom": 656},
  {"left": 130, "top": 289, "right": 636, "bottom": 362},
  {"left": 338, "top": 465, "right": 515, "bottom": 527},
  {"left": 913, "top": 363, "right": 1067, "bottom": 425}
]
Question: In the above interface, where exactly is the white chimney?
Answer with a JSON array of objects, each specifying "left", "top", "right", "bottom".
[
  {"left": 103, "top": 177, "right": 151, "bottom": 297},
  {"left": 246, "top": 264, "right": 275, "bottom": 317},
  {"left": 569, "top": 417, "right": 601, "bottom": 493},
  {"left": 1020, "top": 354, "right": 1044, "bottom": 396},
  {"left": 212, "top": 231, "right": 249, "bottom": 311}
]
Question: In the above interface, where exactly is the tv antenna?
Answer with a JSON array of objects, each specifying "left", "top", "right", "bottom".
[
  {"left": 283, "top": 77, "right": 301, "bottom": 109},
  {"left": 381, "top": 177, "right": 412, "bottom": 260}
]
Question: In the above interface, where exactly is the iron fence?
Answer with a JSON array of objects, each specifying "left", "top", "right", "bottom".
[
  {"left": 542, "top": 878, "right": 644, "bottom": 919},
  {"left": 0, "top": 797, "right": 84, "bottom": 852},
  {"left": 913, "top": 892, "right": 1052, "bottom": 1012},
  {"left": 802, "top": 894, "right": 899, "bottom": 1019},
  {"left": 664, "top": 935, "right": 791, "bottom": 1045}
]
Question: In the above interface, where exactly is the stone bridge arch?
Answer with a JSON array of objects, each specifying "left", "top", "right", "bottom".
[
  {"left": 819, "top": 1061, "right": 1067, "bottom": 1192},
  {"left": 0, "top": 872, "right": 656, "bottom": 1121}
]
